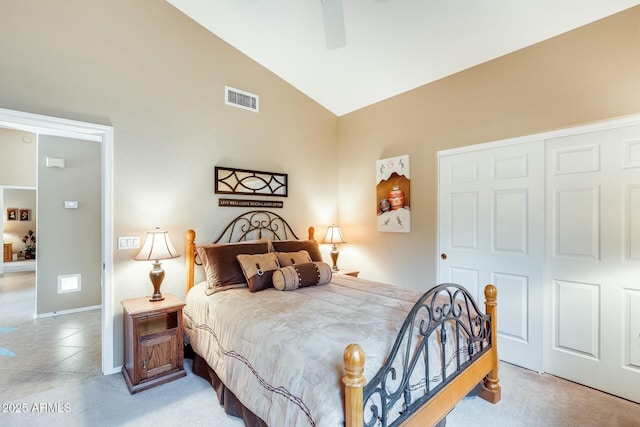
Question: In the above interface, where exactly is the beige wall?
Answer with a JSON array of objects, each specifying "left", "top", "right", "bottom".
[
  {"left": 337, "top": 6, "right": 640, "bottom": 289},
  {"left": 0, "top": 0, "right": 338, "bottom": 367},
  {"left": 37, "top": 136, "right": 102, "bottom": 315}
]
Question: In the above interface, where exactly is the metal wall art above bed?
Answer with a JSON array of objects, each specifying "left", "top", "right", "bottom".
[{"left": 215, "top": 166, "right": 288, "bottom": 197}]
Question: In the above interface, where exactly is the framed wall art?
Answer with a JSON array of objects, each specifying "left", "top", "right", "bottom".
[
  {"left": 19, "top": 209, "right": 31, "bottom": 221},
  {"left": 376, "top": 154, "right": 411, "bottom": 233},
  {"left": 215, "top": 166, "right": 288, "bottom": 197},
  {"left": 6, "top": 208, "right": 18, "bottom": 221}
]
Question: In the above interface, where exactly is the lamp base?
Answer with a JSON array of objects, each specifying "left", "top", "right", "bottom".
[
  {"left": 148, "top": 261, "right": 166, "bottom": 302},
  {"left": 149, "top": 293, "right": 165, "bottom": 302},
  {"left": 330, "top": 245, "right": 340, "bottom": 272}
]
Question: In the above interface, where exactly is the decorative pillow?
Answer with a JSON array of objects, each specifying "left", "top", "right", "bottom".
[
  {"left": 275, "top": 250, "right": 312, "bottom": 267},
  {"left": 272, "top": 262, "right": 333, "bottom": 291},
  {"left": 196, "top": 241, "right": 269, "bottom": 295},
  {"left": 236, "top": 252, "right": 280, "bottom": 293},
  {"left": 270, "top": 240, "right": 323, "bottom": 262}
]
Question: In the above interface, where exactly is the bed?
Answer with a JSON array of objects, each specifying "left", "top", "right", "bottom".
[{"left": 183, "top": 210, "right": 500, "bottom": 427}]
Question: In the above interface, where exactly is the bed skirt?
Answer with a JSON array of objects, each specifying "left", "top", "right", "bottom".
[{"left": 190, "top": 348, "right": 268, "bottom": 427}]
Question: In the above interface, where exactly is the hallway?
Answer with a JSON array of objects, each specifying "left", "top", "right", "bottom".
[{"left": 0, "top": 271, "right": 101, "bottom": 401}]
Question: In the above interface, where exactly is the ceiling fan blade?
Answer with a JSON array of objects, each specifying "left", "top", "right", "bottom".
[{"left": 321, "top": 0, "right": 346, "bottom": 50}]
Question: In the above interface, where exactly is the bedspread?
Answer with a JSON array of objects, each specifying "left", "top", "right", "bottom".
[{"left": 183, "top": 275, "right": 464, "bottom": 427}]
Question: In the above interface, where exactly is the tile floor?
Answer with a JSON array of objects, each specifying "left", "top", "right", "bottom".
[{"left": 0, "top": 271, "right": 102, "bottom": 402}]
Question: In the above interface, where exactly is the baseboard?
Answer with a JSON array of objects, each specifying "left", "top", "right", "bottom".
[
  {"left": 3, "top": 260, "right": 36, "bottom": 273},
  {"left": 104, "top": 365, "right": 122, "bottom": 376},
  {"left": 36, "top": 304, "right": 101, "bottom": 318}
]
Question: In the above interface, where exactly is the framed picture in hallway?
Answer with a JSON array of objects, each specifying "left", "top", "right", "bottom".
[
  {"left": 19, "top": 209, "right": 31, "bottom": 221},
  {"left": 6, "top": 208, "right": 18, "bottom": 221}
]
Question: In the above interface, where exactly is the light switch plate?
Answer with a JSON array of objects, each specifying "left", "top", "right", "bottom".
[
  {"left": 118, "top": 236, "right": 140, "bottom": 250},
  {"left": 64, "top": 200, "right": 79, "bottom": 209}
]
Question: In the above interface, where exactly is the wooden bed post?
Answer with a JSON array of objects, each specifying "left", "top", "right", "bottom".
[
  {"left": 343, "top": 343, "right": 366, "bottom": 427},
  {"left": 186, "top": 229, "right": 195, "bottom": 293},
  {"left": 480, "top": 284, "right": 501, "bottom": 403}
]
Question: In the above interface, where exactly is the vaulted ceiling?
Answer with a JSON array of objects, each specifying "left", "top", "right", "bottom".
[{"left": 167, "top": 0, "right": 640, "bottom": 116}]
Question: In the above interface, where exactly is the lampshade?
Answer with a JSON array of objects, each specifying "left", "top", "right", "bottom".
[
  {"left": 322, "top": 225, "right": 346, "bottom": 245},
  {"left": 134, "top": 228, "right": 180, "bottom": 261},
  {"left": 134, "top": 228, "right": 180, "bottom": 301}
]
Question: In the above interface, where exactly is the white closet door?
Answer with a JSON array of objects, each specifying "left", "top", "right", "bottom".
[
  {"left": 545, "top": 125, "right": 640, "bottom": 403},
  {"left": 438, "top": 141, "right": 545, "bottom": 372}
]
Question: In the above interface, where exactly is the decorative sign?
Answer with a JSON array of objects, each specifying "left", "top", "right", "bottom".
[
  {"left": 215, "top": 166, "right": 288, "bottom": 197},
  {"left": 219, "top": 198, "right": 284, "bottom": 208},
  {"left": 376, "top": 154, "right": 411, "bottom": 233}
]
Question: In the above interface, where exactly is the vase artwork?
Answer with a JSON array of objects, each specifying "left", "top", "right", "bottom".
[{"left": 376, "top": 155, "right": 410, "bottom": 233}]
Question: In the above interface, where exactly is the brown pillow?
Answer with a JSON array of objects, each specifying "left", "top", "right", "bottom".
[
  {"left": 272, "top": 262, "right": 333, "bottom": 291},
  {"left": 275, "top": 250, "right": 312, "bottom": 267},
  {"left": 271, "top": 240, "right": 323, "bottom": 262},
  {"left": 236, "top": 253, "right": 280, "bottom": 293},
  {"left": 196, "top": 242, "right": 269, "bottom": 295}
]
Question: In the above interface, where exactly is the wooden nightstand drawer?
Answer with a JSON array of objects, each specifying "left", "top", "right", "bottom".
[
  {"left": 122, "top": 294, "right": 186, "bottom": 394},
  {"left": 138, "top": 333, "right": 179, "bottom": 381}
]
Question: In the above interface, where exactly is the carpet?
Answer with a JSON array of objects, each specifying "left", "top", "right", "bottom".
[
  {"left": 1, "top": 359, "right": 243, "bottom": 427},
  {"left": 446, "top": 362, "right": 640, "bottom": 426},
  {"left": 3, "top": 359, "right": 639, "bottom": 426}
]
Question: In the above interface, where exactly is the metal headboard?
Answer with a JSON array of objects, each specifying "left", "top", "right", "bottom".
[{"left": 213, "top": 210, "right": 299, "bottom": 243}]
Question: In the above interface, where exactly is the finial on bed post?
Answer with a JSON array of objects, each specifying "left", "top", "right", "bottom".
[
  {"left": 186, "top": 229, "right": 196, "bottom": 294},
  {"left": 308, "top": 226, "right": 315, "bottom": 241},
  {"left": 481, "top": 284, "right": 501, "bottom": 403},
  {"left": 343, "top": 343, "right": 365, "bottom": 427}
]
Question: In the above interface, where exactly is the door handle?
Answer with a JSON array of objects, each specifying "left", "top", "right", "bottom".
[{"left": 440, "top": 253, "right": 447, "bottom": 260}]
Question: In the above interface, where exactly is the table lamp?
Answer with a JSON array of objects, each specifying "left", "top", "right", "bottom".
[
  {"left": 322, "top": 224, "right": 346, "bottom": 272},
  {"left": 134, "top": 227, "right": 180, "bottom": 301}
]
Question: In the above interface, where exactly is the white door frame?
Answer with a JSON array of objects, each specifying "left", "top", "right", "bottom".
[
  {"left": 0, "top": 108, "right": 114, "bottom": 375},
  {"left": 438, "top": 113, "right": 640, "bottom": 374}
]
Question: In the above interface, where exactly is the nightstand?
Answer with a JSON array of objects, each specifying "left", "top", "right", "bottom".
[
  {"left": 335, "top": 269, "right": 359, "bottom": 277},
  {"left": 121, "top": 294, "right": 186, "bottom": 394}
]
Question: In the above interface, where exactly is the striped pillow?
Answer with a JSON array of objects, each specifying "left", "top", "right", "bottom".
[{"left": 272, "top": 262, "right": 332, "bottom": 291}]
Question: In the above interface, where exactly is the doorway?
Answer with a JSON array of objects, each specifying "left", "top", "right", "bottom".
[
  {"left": 0, "top": 108, "right": 114, "bottom": 374},
  {"left": 1, "top": 187, "right": 36, "bottom": 275}
]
